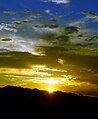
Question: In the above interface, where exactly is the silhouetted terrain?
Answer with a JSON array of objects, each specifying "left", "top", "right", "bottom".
[{"left": 0, "top": 86, "right": 98, "bottom": 118}]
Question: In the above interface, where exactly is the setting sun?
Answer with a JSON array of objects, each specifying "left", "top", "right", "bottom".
[{"left": 48, "top": 88, "right": 54, "bottom": 93}]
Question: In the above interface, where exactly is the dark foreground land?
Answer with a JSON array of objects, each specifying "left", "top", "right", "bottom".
[{"left": 0, "top": 86, "right": 98, "bottom": 118}]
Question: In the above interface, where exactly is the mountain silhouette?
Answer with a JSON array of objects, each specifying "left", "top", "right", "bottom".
[{"left": 0, "top": 85, "right": 98, "bottom": 118}]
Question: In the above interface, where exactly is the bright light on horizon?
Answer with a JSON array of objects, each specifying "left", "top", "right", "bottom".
[{"left": 48, "top": 88, "right": 54, "bottom": 93}]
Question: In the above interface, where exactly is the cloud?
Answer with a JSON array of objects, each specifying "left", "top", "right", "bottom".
[
  {"left": 0, "top": 23, "right": 17, "bottom": 33},
  {"left": 42, "top": 0, "right": 70, "bottom": 4}
]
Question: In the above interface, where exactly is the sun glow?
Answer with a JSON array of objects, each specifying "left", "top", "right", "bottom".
[
  {"left": 48, "top": 88, "right": 54, "bottom": 93},
  {"left": 41, "top": 78, "right": 60, "bottom": 84}
]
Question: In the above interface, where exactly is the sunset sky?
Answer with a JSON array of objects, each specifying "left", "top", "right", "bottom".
[{"left": 0, "top": 0, "right": 98, "bottom": 96}]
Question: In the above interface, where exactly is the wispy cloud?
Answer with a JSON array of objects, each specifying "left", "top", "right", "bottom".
[{"left": 42, "top": 0, "right": 70, "bottom": 4}]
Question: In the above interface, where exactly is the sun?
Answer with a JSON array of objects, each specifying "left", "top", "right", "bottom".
[{"left": 48, "top": 88, "right": 54, "bottom": 93}]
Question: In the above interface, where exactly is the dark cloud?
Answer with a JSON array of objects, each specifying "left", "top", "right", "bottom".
[
  {"left": 0, "top": 51, "right": 60, "bottom": 68},
  {"left": 0, "top": 38, "right": 12, "bottom": 41},
  {"left": 64, "top": 26, "right": 80, "bottom": 34}
]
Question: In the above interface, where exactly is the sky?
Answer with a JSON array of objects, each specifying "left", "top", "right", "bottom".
[{"left": 0, "top": 0, "right": 98, "bottom": 96}]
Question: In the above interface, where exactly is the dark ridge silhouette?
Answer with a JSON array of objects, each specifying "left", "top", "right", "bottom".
[{"left": 0, "top": 85, "right": 98, "bottom": 118}]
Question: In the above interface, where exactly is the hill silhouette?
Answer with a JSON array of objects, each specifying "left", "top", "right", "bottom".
[{"left": 0, "top": 85, "right": 98, "bottom": 118}]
